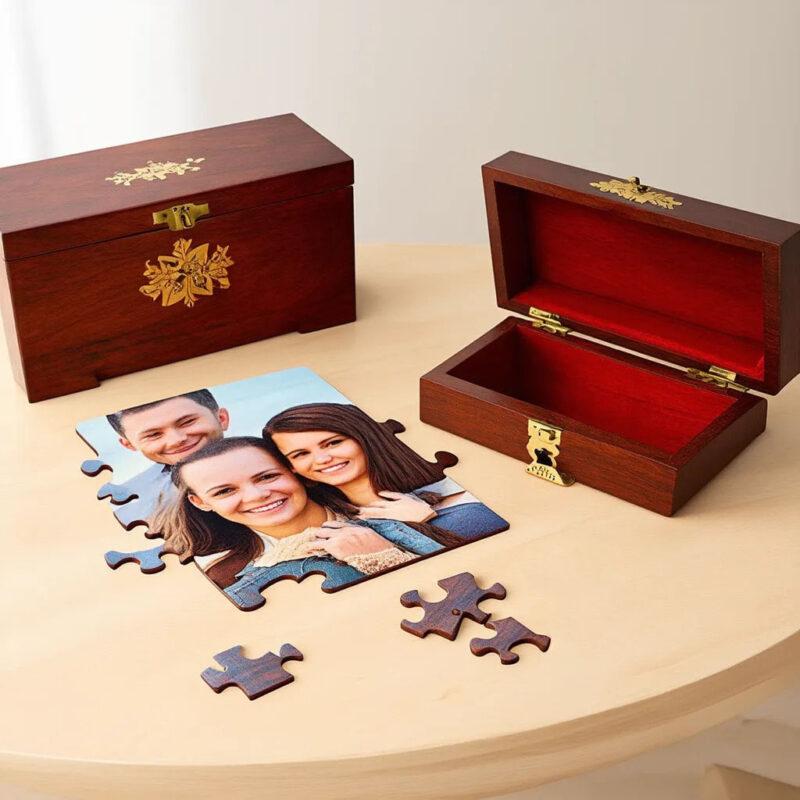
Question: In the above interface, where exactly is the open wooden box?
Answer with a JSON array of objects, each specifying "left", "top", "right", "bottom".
[{"left": 420, "top": 153, "right": 800, "bottom": 515}]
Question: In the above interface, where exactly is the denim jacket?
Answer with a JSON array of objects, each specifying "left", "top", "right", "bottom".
[{"left": 224, "top": 518, "right": 442, "bottom": 609}]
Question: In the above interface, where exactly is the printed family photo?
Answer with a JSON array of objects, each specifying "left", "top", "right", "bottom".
[{"left": 78, "top": 368, "right": 509, "bottom": 609}]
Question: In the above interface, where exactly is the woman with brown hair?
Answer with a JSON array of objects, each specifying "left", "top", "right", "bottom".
[
  {"left": 153, "top": 436, "right": 448, "bottom": 607},
  {"left": 263, "top": 403, "right": 508, "bottom": 540}
]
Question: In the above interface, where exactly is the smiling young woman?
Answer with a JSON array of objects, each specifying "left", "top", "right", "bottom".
[
  {"left": 153, "top": 436, "right": 450, "bottom": 602},
  {"left": 263, "top": 404, "right": 508, "bottom": 541}
]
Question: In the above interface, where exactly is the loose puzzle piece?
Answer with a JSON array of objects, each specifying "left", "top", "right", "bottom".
[
  {"left": 400, "top": 572, "right": 507, "bottom": 640},
  {"left": 104, "top": 544, "right": 168, "bottom": 574},
  {"left": 201, "top": 644, "right": 303, "bottom": 700},
  {"left": 470, "top": 617, "right": 551, "bottom": 664}
]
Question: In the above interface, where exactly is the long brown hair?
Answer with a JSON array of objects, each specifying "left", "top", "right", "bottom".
[
  {"left": 263, "top": 403, "right": 463, "bottom": 547},
  {"left": 154, "top": 437, "right": 277, "bottom": 587}
]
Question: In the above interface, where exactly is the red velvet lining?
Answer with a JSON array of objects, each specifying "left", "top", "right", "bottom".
[
  {"left": 449, "top": 323, "right": 737, "bottom": 454},
  {"left": 509, "top": 193, "right": 765, "bottom": 380}
]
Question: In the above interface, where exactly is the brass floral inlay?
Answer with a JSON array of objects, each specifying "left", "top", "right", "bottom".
[
  {"left": 106, "top": 157, "right": 205, "bottom": 186},
  {"left": 140, "top": 238, "right": 233, "bottom": 308},
  {"left": 590, "top": 176, "right": 682, "bottom": 210}
]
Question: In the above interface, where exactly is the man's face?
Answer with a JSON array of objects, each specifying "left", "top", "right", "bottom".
[{"left": 118, "top": 397, "right": 230, "bottom": 466}]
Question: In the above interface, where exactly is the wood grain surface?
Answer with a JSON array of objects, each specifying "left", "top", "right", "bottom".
[
  {"left": 0, "top": 114, "right": 353, "bottom": 259},
  {"left": 7, "top": 185, "right": 355, "bottom": 401},
  {"left": 0, "top": 245, "right": 798, "bottom": 800}
]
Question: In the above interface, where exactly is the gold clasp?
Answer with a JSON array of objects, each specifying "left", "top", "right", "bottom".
[
  {"left": 628, "top": 176, "right": 648, "bottom": 193},
  {"left": 153, "top": 202, "right": 210, "bottom": 231},
  {"left": 589, "top": 176, "right": 683, "bottom": 210},
  {"left": 526, "top": 420, "right": 574, "bottom": 487}
]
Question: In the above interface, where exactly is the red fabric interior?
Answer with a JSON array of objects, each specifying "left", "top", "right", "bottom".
[
  {"left": 508, "top": 192, "right": 765, "bottom": 380},
  {"left": 449, "top": 322, "right": 737, "bottom": 454}
]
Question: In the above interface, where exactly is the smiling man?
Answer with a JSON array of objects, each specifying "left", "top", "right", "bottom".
[{"left": 104, "top": 389, "right": 230, "bottom": 528}]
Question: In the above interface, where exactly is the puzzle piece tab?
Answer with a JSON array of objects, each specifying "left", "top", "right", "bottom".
[
  {"left": 225, "top": 563, "right": 363, "bottom": 611},
  {"left": 400, "top": 572, "right": 507, "bottom": 640},
  {"left": 81, "top": 458, "right": 109, "bottom": 477},
  {"left": 201, "top": 644, "right": 303, "bottom": 699},
  {"left": 78, "top": 423, "right": 174, "bottom": 530},
  {"left": 97, "top": 481, "right": 139, "bottom": 505},
  {"left": 470, "top": 617, "right": 551, "bottom": 664},
  {"left": 381, "top": 418, "right": 458, "bottom": 473},
  {"left": 104, "top": 544, "right": 168, "bottom": 574}
]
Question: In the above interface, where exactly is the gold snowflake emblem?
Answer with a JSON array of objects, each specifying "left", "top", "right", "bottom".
[
  {"left": 106, "top": 157, "right": 205, "bottom": 186},
  {"left": 140, "top": 238, "right": 234, "bottom": 308},
  {"left": 590, "top": 177, "right": 682, "bottom": 210}
]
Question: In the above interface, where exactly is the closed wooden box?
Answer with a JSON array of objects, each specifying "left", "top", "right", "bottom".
[
  {"left": 421, "top": 153, "right": 800, "bottom": 515},
  {"left": 0, "top": 114, "right": 355, "bottom": 402}
]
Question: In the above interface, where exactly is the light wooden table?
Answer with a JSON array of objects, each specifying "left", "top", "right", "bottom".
[{"left": 1, "top": 245, "right": 798, "bottom": 800}]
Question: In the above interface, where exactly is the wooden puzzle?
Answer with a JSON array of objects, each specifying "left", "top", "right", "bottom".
[
  {"left": 201, "top": 644, "right": 303, "bottom": 700},
  {"left": 77, "top": 369, "right": 509, "bottom": 610},
  {"left": 400, "top": 572, "right": 507, "bottom": 640}
]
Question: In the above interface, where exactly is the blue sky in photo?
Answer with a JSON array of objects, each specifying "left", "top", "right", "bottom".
[{"left": 77, "top": 367, "right": 350, "bottom": 483}]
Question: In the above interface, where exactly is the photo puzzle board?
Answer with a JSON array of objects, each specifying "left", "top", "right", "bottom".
[{"left": 78, "top": 367, "right": 509, "bottom": 610}]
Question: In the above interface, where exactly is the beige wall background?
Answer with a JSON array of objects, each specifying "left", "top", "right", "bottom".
[{"left": 1, "top": 0, "right": 799, "bottom": 242}]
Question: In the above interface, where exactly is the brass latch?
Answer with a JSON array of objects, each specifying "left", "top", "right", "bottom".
[
  {"left": 526, "top": 420, "right": 575, "bottom": 487},
  {"left": 687, "top": 365, "right": 748, "bottom": 393},
  {"left": 589, "top": 176, "right": 683, "bottom": 210},
  {"left": 529, "top": 307, "right": 571, "bottom": 336},
  {"left": 153, "top": 202, "right": 210, "bottom": 231}
]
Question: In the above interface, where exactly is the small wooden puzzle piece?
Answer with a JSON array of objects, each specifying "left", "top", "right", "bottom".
[
  {"left": 104, "top": 544, "right": 168, "bottom": 574},
  {"left": 400, "top": 572, "right": 507, "bottom": 640},
  {"left": 470, "top": 617, "right": 551, "bottom": 664},
  {"left": 201, "top": 644, "right": 303, "bottom": 699}
]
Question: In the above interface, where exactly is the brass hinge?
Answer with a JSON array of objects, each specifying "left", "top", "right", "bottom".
[
  {"left": 529, "top": 306, "right": 572, "bottom": 336},
  {"left": 686, "top": 365, "right": 748, "bottom": 392},
  {"left": 526, "top": 420, "right": 575, "bottom": 487},
  {"left": 153, "top": 201, "right": 210, "bottom": 231}
]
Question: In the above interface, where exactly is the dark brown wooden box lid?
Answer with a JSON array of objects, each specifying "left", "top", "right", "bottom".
[
  {"left": 483, "top": 152, "right": 800, "bottom": 395},
  {"left": 0, "top": 114, "right": 353, "bottom": 261}
]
